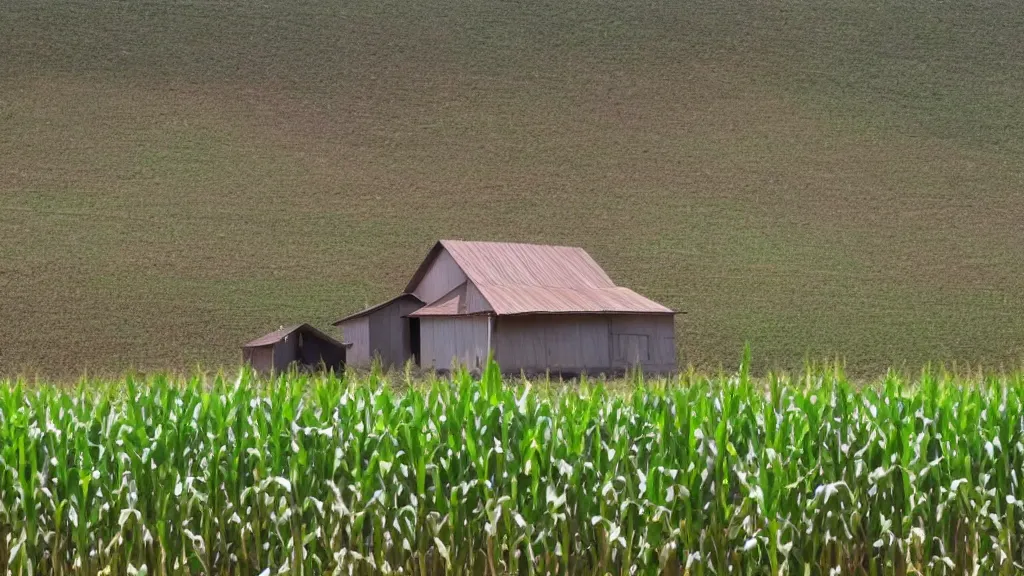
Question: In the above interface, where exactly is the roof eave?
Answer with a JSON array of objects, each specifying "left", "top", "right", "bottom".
[
  {"left": 242, "top": 323, "right": 304, "bottom": 348},
  {"left": 408, "top": 311, "right": 494, "bottom": 318},
  {"left": 402, "top": 241, "right": 447, "bottom": 295},
  {"left": 493, "top": 309, "right": 676, "bottom": 317},
  {"left": 411, "top": 309, "right": 674, "bottom": 317},
  {"left": 243, "top": 323, "right": 346, "bottom": 349},
  {"left": 332, "top": 293, "right": 424, "bottom": 325}
]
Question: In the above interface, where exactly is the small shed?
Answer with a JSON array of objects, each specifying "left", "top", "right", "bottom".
[
  {"left": 242, "top": 324, "right": 347, "bottom": 373},
  {"left": 333, "top": 294, "right": 424, "bottom": 368}
]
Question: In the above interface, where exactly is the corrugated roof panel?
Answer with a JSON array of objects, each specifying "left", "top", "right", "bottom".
[
  {"left": 243, "top": 324, "right": 345, "bottom": 348},
  {"left": 243, "top": 324, "right": 305, "bottom": 347},
  {"left": 409, "top": 283, "right": 470, "bottom": 317},
  {"left": 333, "top": 293, "right": 424, "bottom": 325},
  {"left": 402, "top": 240, "right": 674, "bottom": 316},
  {"left": 442, "top": 240, "right": 616, "bottom": 289},
  {"left": 475, "top": 284, "right": 673, "bottom": 315}
]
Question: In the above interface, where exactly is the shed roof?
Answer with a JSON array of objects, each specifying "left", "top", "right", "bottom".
[
  {"left": 405, "top": 240, "right": 673, "bottom": 316},
  {"left": 243, "top": 323, "right": 346, "bottom": 349},
  {"left": 408, "top": 282, "right": 483, "bottom": 317},
  {"left": 332, "top": 293, "right": 424, "bottom": 325}
]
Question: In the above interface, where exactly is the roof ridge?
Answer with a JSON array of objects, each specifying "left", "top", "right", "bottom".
[
  {"left": 472, "top": 281, "right": 627, "bottom": 289},
  {"left": 440, "top": 239, "right": 589, "bottom": 252}
]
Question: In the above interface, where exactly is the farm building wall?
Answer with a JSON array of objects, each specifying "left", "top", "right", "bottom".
[
  {"left": 272, "top": 335, "right": 298, "bottom": 371},
  {"left": 465, "top": 281, "right": 492, "bottom": 314},
  {"left": 297, "top": 335, "right": 345, "bottom": 372},
  {"left": 243, "top": 346, "right": 275, "bottom": 373},
  {"left": 609, "top": 315, "right": 676, "bottom": 373},
  {"left": 412, "top": 249, "right": 466, "bottom": 304},
  {"left": 419, "top": 316, "right": 490, "bottom": 371},
  {"left": 367, "top": 297, "right": 423, "bottom": 368},
  {"left": 494, "top": 314, "right": 676, "bottom": 375},
  {"left": 339, "top": 317, "right": 370, "bottom": 366},
  {"left": 243, "top": 324, "right": 345, "bottom": 374},
  {"left": 493, "top": 315, "right": 610, "bottom": 375}
]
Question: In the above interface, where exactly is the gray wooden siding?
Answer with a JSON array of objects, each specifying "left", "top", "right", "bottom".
[
  {"left": 367, "top": 298, "right": 423, "bottom": 368},
  {"left": 465, "top": 281, "right": 492, "bottom": 313},
  {"left": 338, "top": 317, "right": 370, "bottom": 367},
  {"left": 420, "top": 316, "right": 490, "bottom": 371},
  {"left": 494, "top": 314, "right": 676, "bottom": 374},
  {"left": 272, "top": 336, "right": 298, "bottom": 371},
  {"left": 244, "top": 346, "right": 274, "bottom": 373},
  {"left": 493, "top": 315, "right": 611, "bottom": 374},
  {"left": 412, "top": 249, "right": 466, "bottom": 304},
  {"left": 610, "top": 315, "right": 676, "bottom": 371}
]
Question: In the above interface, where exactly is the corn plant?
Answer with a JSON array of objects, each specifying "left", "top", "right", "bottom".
[{"left": 1, "top": 358, "right": 1023, "bottom": 575}]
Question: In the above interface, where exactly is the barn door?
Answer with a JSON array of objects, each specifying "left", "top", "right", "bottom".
[{"left": 408, "top": 318, "right": 421, "bottom": 366}]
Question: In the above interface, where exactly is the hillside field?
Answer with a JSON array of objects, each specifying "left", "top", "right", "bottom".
[{"left": 2, "top": 0, "right": 1024, "bottom": 376}]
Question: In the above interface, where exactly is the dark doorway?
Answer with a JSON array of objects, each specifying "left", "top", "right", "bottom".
[{"left": 408, "top": 318, "right": 421, "bottom": 366}]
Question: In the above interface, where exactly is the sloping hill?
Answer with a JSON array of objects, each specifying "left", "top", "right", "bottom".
[{"left": 2, "top": 0, "right": 1023, "bottom": 376}]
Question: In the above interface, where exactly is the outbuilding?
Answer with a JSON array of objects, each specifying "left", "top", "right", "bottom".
[
  {"left": 332, "top": 294, "right": 424, "bottom": 369},
  {"left": 242, "top": 323, "right": 347, "bottom": 373},
  {"left": 338, "top": 240, "right": 677, "bottom": 375}
]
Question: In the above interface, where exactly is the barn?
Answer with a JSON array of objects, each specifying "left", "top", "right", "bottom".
[
  {"left": 242, "top": 323, "right": 347, "bottom": 373},
  {"left": 336, "top": 240, "right": 677, "bottom": 375}
]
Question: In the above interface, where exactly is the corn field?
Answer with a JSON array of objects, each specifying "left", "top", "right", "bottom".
[{"left": 1, "top": 359, "right": 1023, "bottom": 575}]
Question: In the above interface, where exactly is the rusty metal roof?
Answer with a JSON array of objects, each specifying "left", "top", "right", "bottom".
[
  {"left": 405, "top": 240, "right": 673, "bottom": 316},
  {"left": 409, "top": 282, "right": 491, "bottom": 317},
  {"left": 332, "top": 293, "right": 424, "bottom": 325},
  {"left": 475, "top": 284, "right": 672, "bottom": 315},
  {"left": 243, "top": 323, "right": 346, "bottom": 349},
  {"left": 443, "top": 240, "right": 616, "bottom": 289}
]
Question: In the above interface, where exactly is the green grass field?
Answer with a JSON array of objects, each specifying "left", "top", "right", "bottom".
[{"left": 2, "top": 0, "right": 1024, "bottom": 376}]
